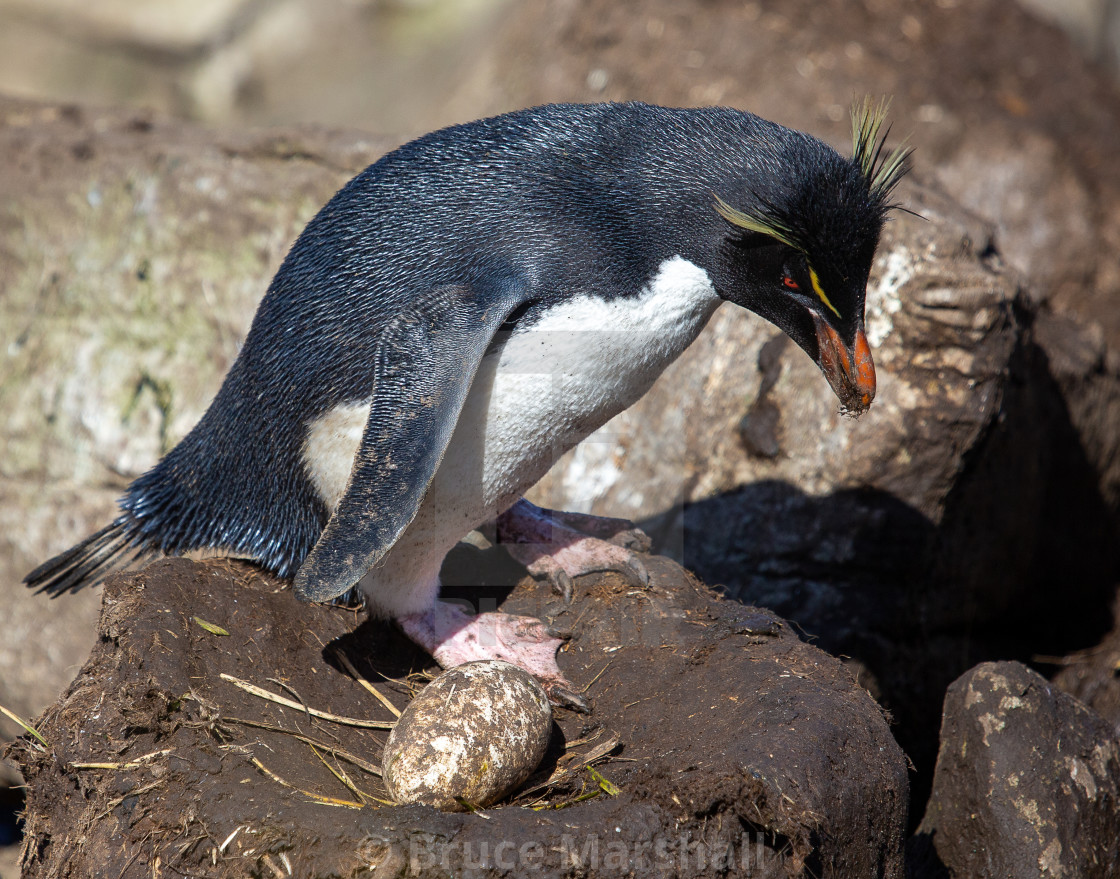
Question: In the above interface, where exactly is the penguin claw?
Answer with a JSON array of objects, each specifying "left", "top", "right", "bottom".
[
  {"left": 550, "top": 569, "right": 574, "bottom": 603},
  {"left": 622, "top": 555, "right": 650, "bottom": 588},
  {"left": 543, "top": 682, "right": 591, "bottom": 714},
  {"left": 525, "top": 557, "right": 574, "bottom": 602},
  {"left": 613, "top": 528, "right": 653, "bottom": 554}
]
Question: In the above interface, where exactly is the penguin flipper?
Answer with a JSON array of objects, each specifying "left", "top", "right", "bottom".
[{"left": 293, "top": 280, "right": 532, "bottom": 602}]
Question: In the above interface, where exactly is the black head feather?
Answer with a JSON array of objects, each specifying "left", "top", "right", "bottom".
[{"left": 715, "top": 98, "right": 910, "bottom": 287}]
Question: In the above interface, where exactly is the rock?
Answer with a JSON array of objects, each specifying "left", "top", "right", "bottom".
[
  {"left": 532, "top": 179, "right": 1016, "bottom": 533},
  {"left": 11, "top": 550, "right": 909, "bottom": 878},
  {"left": 382, "top": 660, "right": 552, "bottom": 810},
  {"left": 1050, "top": 592, "right": 1120, "bottom": 731},
  {"left": 453, "top": 0, "right": 1120, "bottom": 344},
  {"left": 0, "top": 93, "right": 393, "bottom": 746},
  {"left": 913, "top": 661, "right": 1120, "bottom": 878},
  {"left": 1017, "top": 0, "right": 1120, "bottom": 73},
  {"left": 0, "top": 844, "right": 18, "bottom": 879},
  {"left": 527, "top": 173, "right": 1040, "bottom": 805},
  {"left": 0, "top": 0, "right": 509, "bottom": 131},
  {"left": 482, "top": 0, "right": 1120, "bottom": 635},
  {"left": 457, "top": 0, "right": 1120, "bottom": 633},
  {"left": 1034, "top": 308, "right": 1120, "bottom": 518},
  {"left": 451, "top": 0, "right": 1120, "bottom": 818}
]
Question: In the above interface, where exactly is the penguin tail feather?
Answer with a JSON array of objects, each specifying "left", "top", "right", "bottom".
[{"left": 23, "top": 519, "right": 153, "bottom": 596}]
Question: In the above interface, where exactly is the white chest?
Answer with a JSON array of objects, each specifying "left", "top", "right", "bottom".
[
  {"left": 302, "top": 256, "right": 721, "bottom": 523},
  {"left": 436, "top": 255, "right": 721, "bottom": 513}
]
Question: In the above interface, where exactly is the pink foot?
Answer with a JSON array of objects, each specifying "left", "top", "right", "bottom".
[
  {"left": 398, "top": 601, "right": 589, "bottom": 712},
  {"left": 495, "top": 499, "right": 652, "bottom": 601}
]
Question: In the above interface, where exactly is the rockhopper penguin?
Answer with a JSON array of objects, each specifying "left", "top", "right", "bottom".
[{"left": 26, "top": 100, "right": 909, "bottom": 710}]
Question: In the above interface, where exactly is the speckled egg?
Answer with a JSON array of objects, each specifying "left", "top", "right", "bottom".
[{"left": 382, "top": 660, "right": 553, "bottom": 810}]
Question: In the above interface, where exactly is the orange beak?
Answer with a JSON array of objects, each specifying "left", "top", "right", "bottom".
[{"left": 812, "top": 313, "right": 876, "bottom": 415}]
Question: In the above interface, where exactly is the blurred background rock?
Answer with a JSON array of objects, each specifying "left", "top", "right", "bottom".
[
  {"left": 0, "top": 0, "right": 511, "bottom": 133},
  {"left": 0, "top": 0, "right": 1115, "bottom": 131}
]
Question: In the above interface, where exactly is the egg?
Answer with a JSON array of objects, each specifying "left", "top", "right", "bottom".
[{"left": 383, "top": 660, "right": 553, "bottom": 810}]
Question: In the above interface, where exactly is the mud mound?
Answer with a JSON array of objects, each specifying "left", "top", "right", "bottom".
[{"left": 13, "top": 549, "right": 906, "bottom": 878}]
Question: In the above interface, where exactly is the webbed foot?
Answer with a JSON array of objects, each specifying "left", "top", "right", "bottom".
[
  {"left": 495, "top": 498, "right": 651, "bottom": 601},
  {"left": 398, "top": 601, "right": 590, "bottom": 712}
]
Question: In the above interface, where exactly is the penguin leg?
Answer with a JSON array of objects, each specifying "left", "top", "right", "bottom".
[
  {"left": 494, "top": 499, "right": 652, "bottom": 602},
  {"left": 398, "top": 601, "right": 590, "bottom": 712}
]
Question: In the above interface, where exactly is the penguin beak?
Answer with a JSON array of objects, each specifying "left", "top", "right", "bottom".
[{"left": 811, "top": 313, "right": 876, "bottom": 414}]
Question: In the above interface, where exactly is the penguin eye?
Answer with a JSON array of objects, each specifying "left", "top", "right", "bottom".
[{"left": 782, "top": 274, "right": 800, "bottom": 291}]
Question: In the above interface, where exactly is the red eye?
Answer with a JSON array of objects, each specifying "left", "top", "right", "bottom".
[{"left": 783, "top": 275, "right": 800, "bottom": 291}]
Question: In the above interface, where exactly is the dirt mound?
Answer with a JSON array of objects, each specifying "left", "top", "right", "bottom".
[{"left": 12, "top": 548, "right": 906, "bottom": 878}]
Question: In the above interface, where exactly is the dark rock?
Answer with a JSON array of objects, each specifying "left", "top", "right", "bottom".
[
  {"left": 913, "top": 661, "right": 1120, "bottom": 878},
  {"left": 737, "top": 334, "right": 789, "bottom": 459},
  {"left": 1050, "top": 592, "right": 1120, "bottom": 732},
  {"left": 1035, "top": 309, "right": 1120, "bottom": 519},
  {"left": 10, "top": 552, "right": 908, "bottom": 878}
]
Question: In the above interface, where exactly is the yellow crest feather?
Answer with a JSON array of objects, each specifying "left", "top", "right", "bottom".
[
  {"left": 712, "top": 193, "right": 801, "bottom": 251},
  {"left": 851, "top": 96, "right": 911, "bottom": 199}
]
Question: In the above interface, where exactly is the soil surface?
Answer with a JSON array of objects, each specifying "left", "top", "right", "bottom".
[{"left": 13, "top": 548, "right": 906, "bottom": 878}]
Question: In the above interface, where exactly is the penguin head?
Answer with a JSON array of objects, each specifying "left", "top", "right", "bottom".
[{"left": 710, "top": 99, "right": 910, "bottom": 415}]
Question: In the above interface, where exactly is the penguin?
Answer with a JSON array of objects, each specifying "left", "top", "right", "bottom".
[{"left": 25, "top": 100, "right": 908, "bottom": 710}]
